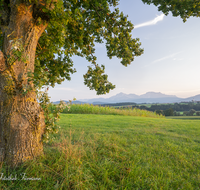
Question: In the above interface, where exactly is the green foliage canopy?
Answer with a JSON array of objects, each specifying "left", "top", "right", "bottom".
[
  {"left": 142, "top": 0, "right": 200, "bottom": 22},
  {"left": 1, "top": 0, "right": 200, "bottom": 95},
  {"left": 0, "top": 0, "right": 144, "bottom": 95}
]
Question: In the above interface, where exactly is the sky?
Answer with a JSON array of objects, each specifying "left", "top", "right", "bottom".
[{"left": 48, "top": 0, "right": 200, "bottom": 102}]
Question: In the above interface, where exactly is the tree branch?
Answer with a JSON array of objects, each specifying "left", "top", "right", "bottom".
[{"left": 0, "top": 0, "right": 11, "bottom": 26}]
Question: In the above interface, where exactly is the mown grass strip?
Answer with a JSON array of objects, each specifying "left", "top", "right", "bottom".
[{"left": 166, "top": 116, "right": 200, "bottom": 120}]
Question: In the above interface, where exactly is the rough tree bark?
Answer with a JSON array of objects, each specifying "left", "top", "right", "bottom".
[{"left": 0, "top": 1, "right": 50, "bottom": 167}]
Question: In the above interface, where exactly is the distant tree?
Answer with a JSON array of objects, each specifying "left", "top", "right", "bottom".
[
  {"left": 155, "top": 110, "right": 164, "bottom": 116},
  {"left": 164, "top": 108, "right": 174, "bottom": 116},
  {"left": 196, "top": 111, "right": 200, "bottom": 116},
  {"left": 188, "top": 109, "right": 196, "bottom": 116}
]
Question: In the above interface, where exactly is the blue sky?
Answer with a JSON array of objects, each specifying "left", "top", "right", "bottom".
[{"left": 48, "top": 0, "right": 200, "bottom": 101}]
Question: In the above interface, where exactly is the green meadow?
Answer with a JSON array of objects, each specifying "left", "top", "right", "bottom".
[
  {"left": 0, "top": 105, "right": 200, "bottom": 189},
  {"left": 167, "top": 116, "right": 200, "bottom": 120}
]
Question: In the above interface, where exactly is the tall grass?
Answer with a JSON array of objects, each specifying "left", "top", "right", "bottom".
[
  {"left": 56, "top": 103, "right": 164, "bottom": 118},
  {"left": 1, "top": 114, "right": 199, "bottom": 189}
]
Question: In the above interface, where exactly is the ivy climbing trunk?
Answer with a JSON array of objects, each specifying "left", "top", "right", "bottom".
[{"left": 0, "top": 2, "right": 48, "bottom": 167}]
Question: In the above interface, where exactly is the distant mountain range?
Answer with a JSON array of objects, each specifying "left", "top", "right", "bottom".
[{"left": 53, "top": 92, "right": 200, "bottom": 104}]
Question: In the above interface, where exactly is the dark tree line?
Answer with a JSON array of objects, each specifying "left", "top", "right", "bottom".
[
  {"left": 101, "top": 102, "right": 200, "bottom": 116},
  {"left": 100, "top": 102, "right": 137, "bottom": 107},
  {"left": 133, "top": 102, "right": 200, "bottom": 112},
  {"left": 101, "top": 102, "right": 200, "bottom": 112}
]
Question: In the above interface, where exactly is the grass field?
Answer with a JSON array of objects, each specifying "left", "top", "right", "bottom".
[
  {"left": 167, "top": 116, "right": 200, "bottom": 120},
  {"left": 0, "top": 105, "right": 200, "bottom": 189}
]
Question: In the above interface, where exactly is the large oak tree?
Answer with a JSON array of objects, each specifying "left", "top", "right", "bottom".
[
  {"left": 0, "top": 0, "right": 199, "bottom": 167},
  {"left": 0, "top": 0, "right": 143, "bottom": 167}
]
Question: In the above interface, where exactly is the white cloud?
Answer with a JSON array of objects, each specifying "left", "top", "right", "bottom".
[
  {"left": 142, "top": 52, "right": 182, "bottom": 68},
  {"left": 152, "top": 52, "right": 181, "bottom": 64},
  {"left": 134, "top": 14, "right": 165, "bottom": 29}
]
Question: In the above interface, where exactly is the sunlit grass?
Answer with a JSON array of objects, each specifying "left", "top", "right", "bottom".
[
  {"left": 1, "top": 112, "right": 199, "bottom": 189},
  {"left": 60, "top": 103, "right": 164, "bottom": 118},
  {"left": 167, "top": 116, "right": 200, "bottom": 120}
]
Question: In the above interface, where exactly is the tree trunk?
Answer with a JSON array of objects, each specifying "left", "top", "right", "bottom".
[{"left": 0, "top": 2, "right": 48, "bottom": 167}]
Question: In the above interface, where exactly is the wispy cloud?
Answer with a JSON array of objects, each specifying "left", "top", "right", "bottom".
[
  {"left": 134, "top": 14, "right": 165, "bottom": 29},
  {"left": 152, "top": 52, "right": 181, "bottom": 64},
  {"left": 173, "top": 58, "right": 184, "bottom": 61},
  {"left": 142, "top": 52, "right": 182, "bottom": 68}
]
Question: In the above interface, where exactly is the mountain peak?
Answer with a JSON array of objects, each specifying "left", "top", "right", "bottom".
[
  {"left": 118, "top": 92, "right": 126, "bottom": 95},
  {"left": 140, "top": 92, "right": 176, "bottom": 98},
  {"left": 64, "top": 91, "right": 200, "bottom": 105}
]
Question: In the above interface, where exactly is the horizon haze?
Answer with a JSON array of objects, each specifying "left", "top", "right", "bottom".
[{"left": 53, "top": 91, "right": 200, "bottom": 104}]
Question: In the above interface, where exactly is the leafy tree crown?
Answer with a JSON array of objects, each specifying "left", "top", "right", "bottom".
[{"left": 0, "top": 0, "right": 144, "bottom": 95}]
